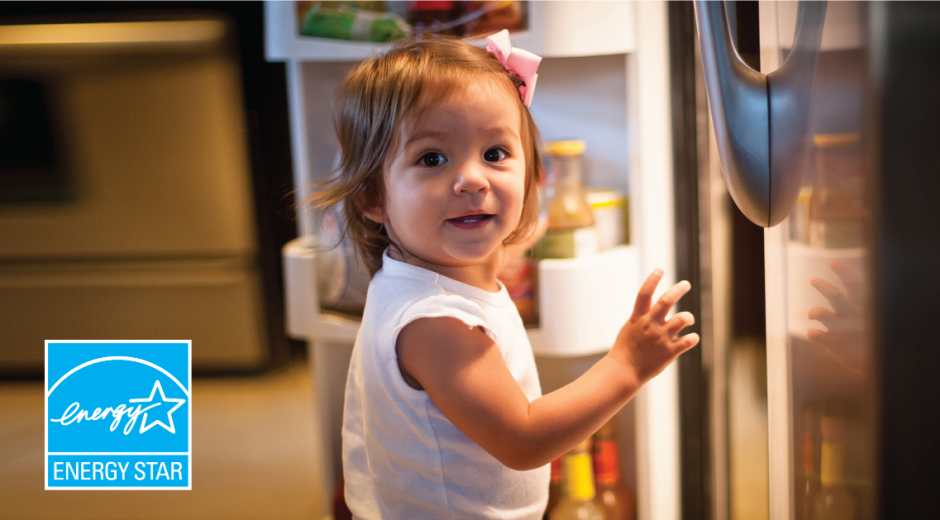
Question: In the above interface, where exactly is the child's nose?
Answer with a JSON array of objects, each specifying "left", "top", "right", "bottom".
[{"left": 453, "top": 164, "right": 490, "bottom": 195}]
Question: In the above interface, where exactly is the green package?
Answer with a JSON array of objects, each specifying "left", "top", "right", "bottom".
[{"left": 301, "top": 4, "right": 410, "bottom": 43}]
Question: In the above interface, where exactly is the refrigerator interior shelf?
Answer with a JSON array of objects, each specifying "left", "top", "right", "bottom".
[{"left": 265, "top": 1, "right": 636, "bottom": 62}]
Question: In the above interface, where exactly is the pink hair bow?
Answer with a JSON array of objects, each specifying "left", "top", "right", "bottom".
[{"left": 485, "top": 29, "right": 541, "bottom": 107}]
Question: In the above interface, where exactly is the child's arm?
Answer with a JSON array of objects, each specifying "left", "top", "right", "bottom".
[{"left": 396, "top": 269, "right": 699, "bottom": 471}]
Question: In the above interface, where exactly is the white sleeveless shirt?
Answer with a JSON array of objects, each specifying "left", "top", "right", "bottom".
[{"left": 342, "top": 252, "right": 549, "bottom": 519}]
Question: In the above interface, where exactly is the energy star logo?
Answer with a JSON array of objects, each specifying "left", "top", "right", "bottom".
[{"left": 45, "top": 341, "right": 191, "bottom": 490}]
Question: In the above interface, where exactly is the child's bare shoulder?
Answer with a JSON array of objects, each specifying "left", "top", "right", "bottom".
[{"left": 396, "top": 316, "right": 496, "bottom": 384}]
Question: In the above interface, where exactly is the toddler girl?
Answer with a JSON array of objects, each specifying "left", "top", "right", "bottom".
[{"left": 310, "top": 31, "right": 699, "bottom": 519}]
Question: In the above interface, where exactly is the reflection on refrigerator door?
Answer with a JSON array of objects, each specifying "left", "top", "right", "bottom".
[{"left": 761, "top": 3, "right": 876, "bottom": 519}]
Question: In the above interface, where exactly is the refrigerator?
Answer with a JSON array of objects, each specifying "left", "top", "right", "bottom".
[
  {"left": 689, "top": 1, "right": 940, "bottom": 519},
  {"left": 271, "top": 1, "right": 940, "bottom": 518},
  {"left": 268, "top": 2, "right": 686, "bottom": 519}
]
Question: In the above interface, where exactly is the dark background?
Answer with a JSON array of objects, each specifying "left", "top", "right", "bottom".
[{"left": 0, "top": 2, "right": 302, "bottom": 369}]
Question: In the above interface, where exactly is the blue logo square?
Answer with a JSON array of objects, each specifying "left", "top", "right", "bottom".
[{"left": 45, "top": 341, "right": 192, "bottom": 490}]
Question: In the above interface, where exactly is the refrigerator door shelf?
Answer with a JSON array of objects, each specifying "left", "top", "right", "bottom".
[
  {"left": 528, "top": 245, "right": 638, "bottom": 357},
  {"left": 282, "top": 236, "right": 359, "bottom": 344},
  {"left": 284, "top": 237, "right": 639, "bottom": 357}
]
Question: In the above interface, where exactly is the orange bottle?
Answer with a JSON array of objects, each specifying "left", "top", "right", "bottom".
[{"left": 592, "top": 419, "right": 635, "bottom": 520}]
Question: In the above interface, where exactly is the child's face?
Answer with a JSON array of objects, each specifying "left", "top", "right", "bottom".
[{"left": 368, "top": 78, "right": 526, "bottom": 269}]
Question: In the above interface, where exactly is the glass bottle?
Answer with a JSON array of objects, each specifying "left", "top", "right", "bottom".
[
  {"left": 539, "top": 140, "right": 599, "bottom": 259},
  {"left": 550, "top": 439, "right": 606, "bottom": 520},
  {"left": 814, "top": 415, "right": 855, "bottom": 520},
  {"left": 592, "top": 419, "right": 635, "bottom": 520}
]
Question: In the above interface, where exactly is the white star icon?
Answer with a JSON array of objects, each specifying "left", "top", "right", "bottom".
[{"left": 128, "top": 380, "right": 186, "bottom": 434}]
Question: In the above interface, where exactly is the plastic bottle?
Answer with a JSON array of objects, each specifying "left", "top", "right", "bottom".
[
  {"left": 592, "top": 419, "right": 635, "bottom": 520},
  {"left": 550, "top": 439, "right": 607, "bottom": 520},
  {"left": 539, "top": 140, "right": 599, "bottom": 259}
]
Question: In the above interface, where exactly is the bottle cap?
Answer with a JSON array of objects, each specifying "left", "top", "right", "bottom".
[{"left": 544, "top": 139, "right": 586, "bottom": 157}]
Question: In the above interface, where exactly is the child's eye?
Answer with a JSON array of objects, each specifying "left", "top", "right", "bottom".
[
  {"left": 483, "top": 147, "right": 508, "bottom": 163},
  {"left": 418, "top": 152, "right": 447, "bottom": 167}
]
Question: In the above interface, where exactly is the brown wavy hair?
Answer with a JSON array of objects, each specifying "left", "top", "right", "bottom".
[{"left": 306, "top": 37, "right": 542, "bottom": 275}]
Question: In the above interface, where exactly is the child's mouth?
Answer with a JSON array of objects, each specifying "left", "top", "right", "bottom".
[{"left": 447, "top": 214, "right": 494, "bottom": 229}]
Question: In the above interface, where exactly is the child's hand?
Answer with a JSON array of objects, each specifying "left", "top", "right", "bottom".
[{"left": 610, "top": 269, "right": 699, "bottom": 385}]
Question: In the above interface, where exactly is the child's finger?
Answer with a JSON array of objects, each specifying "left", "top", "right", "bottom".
[
  {"left": 650, "top": 280, "right": 691, "bottom": 323},
  {"left": 673, "top": 332, "right": 700, "bottom": 353},
  {"left": 632, "top": 269, "right": 664, "bottom": 318},
  {"left": 665, "top": 311, "right": 695, "bottom": 337}
]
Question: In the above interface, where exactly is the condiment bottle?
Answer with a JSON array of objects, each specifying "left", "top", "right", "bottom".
[
  {"left": 592, "top": 419, "right": 635, "bottom": 520},
  {"left": 539, "top": 140, "right": 599, "bottom": 259},
  {"left": 550, "top": 439, "right": 606, "bottom": 520}
]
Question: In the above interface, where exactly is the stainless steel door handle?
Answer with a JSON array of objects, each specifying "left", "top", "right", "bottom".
[{"left": 694, "top": 1, "right": 827, "bottom": 227}]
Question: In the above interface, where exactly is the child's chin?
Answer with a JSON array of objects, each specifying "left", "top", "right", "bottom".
[{"left": 444, "top": 243, "right": 501, "bottom": 264}]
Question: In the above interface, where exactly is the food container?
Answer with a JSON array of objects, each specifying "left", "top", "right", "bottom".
[{"left": 585, "top": 188, "right": 628, "bottom": 251}]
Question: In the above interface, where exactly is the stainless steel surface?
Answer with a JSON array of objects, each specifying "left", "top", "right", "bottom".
[
  {"left": 694, "top": 1, "right": 826, "bottom": 227},
  {"left": 0, "top": 17, "right": 267, "bottom": 371},
  {"left": 759, "top": 2, "right": 874, "bottom": 519}
]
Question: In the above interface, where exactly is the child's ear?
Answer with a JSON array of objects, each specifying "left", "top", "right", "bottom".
[
  {"left": 361, "top": 204, "right": 386, "bottom": 224},
  {"left": 355, "top": 191, "right": 386, "bottom": 224}
]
